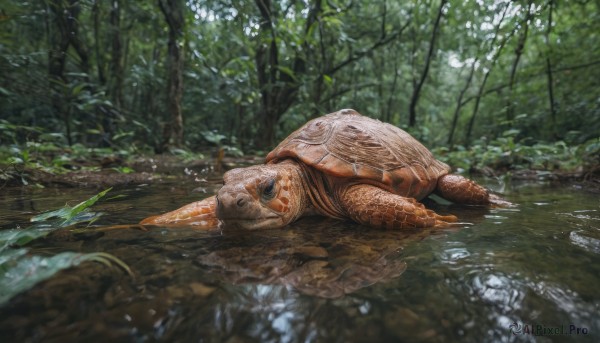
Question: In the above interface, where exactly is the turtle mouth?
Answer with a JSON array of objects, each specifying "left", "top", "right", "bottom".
[{"left": 219, "top": 216, "right": 282, "bottom": 230}]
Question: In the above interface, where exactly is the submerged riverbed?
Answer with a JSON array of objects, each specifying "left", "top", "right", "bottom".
[{"left": 0, "top": 178, "right": 598, "bottom": 342}]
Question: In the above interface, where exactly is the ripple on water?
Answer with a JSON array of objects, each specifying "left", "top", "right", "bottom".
[
  {"left": 570, "top": 230, "right": 600, "bottom": 254},
  {"left": 560, "top": 209, "right": 600, "bottom": 254},
  {"left": 469, "top": 272, "right": 525, "bottom": 313},
  {"left": 439, "top": 247, "right": 471, "bottom": 265}
]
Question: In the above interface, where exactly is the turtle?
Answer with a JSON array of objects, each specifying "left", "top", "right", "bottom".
[{"left": 141, "top": 109, "right": 508, "bottom": 230}]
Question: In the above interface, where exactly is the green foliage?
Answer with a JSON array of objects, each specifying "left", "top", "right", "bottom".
[
  {"left": 0, "top": 189, "right": 132, "bottom": 306},
  {"left": 169, "top": 148, "right": 205, "bottom": 163},
  {"left": 0, "top": 0, "right": 598, "bottom": 167},
  {"left": 436, "top": 134, "right": 600, "bottom": 174},
  {"left": 201, "top": 130, "right": 244, "bottom": 157},
  {"left": 0, "top": 128, "right": 132, "bottom": 185}
]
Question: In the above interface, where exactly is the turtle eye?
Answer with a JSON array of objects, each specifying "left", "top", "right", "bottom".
[{"left": 262, "top": 179, "right": 276, "bottom": 199}]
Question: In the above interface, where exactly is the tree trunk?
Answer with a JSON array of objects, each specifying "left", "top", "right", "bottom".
[
  {"left": 109, "top": 0, "right": 124, "bottom": 110},
  {"left": 46, "top": 0, "right": 87, "bottom": 146},
  {"left": 545, "top": 0, "right": 557, "bottom": 138},
  {"left": 92, "top": 1, "right": 106, "bottom": 85},
  {"left": 254, "top": 0, "right": 404, "bottom": 147},
  {"left": 92, "top": 0, "right": 122, "bottom": 147},
  {"left": 464, "top": 4, "right": 511, "bottom": 144},
  {"left": 408, "top": 0, "right": 447, "bottom": 127},
  {"left": 254, "top": 0, "right": 322, "bottom": 148},
  {"left": 448, "top": 58, "right": 477, "bottom": 146},
  {"left": 385, "top": 47, "right": 399, "bottom": 124},
  {"left": 159, "top": 0, "right": 185, "bottom": 150},
  {"left": 506, "top": 0, "right": 534, "bottom": 123}
]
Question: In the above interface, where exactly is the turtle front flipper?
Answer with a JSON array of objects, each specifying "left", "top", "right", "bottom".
[
  {"left": 435, "top": 174, "right": 511, "bottom": 206},
  {"left": 140, "top": 196, "right": 219, "bottom": 228},
  {"left": 338, "top": 184, "right": 457, "bottom": 229}
]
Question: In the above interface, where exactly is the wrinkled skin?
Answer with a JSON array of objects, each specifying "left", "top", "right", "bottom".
[
  {"left": 215, "top": 162, "right": 310, "bottom": 230},
  {"left": 141, "top": 109, "right": 510, "bottom": 230}
]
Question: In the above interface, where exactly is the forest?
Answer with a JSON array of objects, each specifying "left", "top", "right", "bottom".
[{"left": 1, "top": 0, "right": 599, "bottom": 179}]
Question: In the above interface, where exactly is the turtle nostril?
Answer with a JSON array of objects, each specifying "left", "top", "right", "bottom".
[{"left": 236, "top": 198, "right": 246, "bottom": 207}]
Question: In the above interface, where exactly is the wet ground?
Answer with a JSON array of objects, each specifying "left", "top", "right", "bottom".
[{"left": 0, "top": 176, "right": 599, "bottom": 342}]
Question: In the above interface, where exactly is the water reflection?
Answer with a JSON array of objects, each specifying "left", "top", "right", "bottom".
[{"left": 194, "top": 218, "right": 436, "bottom": 298}]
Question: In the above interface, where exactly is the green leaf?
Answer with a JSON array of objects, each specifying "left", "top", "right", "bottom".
[
  {"left": 30, "top": 188, "right": 112, "bottom": 223},
  {"left": 0, "top": 225, "right": 56, "bottom": 248},
  {"left": 68, "top": 188, "right": 112, "bottom": 219},
  {"left": 502, "top": 129, "right": 520, "bottom": 137},
  {"left": 0, "top": 87, "right": 11, "bottom": 96},
  {"left": 113, "top": 131, "right": 134, "bottom": 140},
  {"left": 0, "top": 248, "right": 28, "bottom": 266},
  {"left": 71, "top": 82, "right": 87, "bottom": 96},
  {"left": 277, "top": 66, "right": 298, "bottom": 82},
  {"left": 29, "top": 207, "right": 72, "bottom": 223},
  {"left": 111, "top": 166, "right": 134, "bottom": 174},
  {"left": 0, "top": 188, "right": 132, "bottom": 306},
  {"left": 0, "top": 252, "right": 132, "bottom": 305},
  {"left": 86, "top": 129, "right": 102, "bottom": 135}
]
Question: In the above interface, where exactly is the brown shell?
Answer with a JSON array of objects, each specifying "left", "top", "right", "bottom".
[{"left": 266, "top": 109, "right": 450, "bottom": 199}]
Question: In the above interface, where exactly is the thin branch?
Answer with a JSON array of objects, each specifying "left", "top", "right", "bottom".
[
  {"left": 408, "top": 0, "right": 447, "bottom": 127},
  {"left": 460, "top": 59, "right": 600, "bottom": 108},
  {"left": 324, "top": 20, "right": 410, "bottom": 76},
  {"left": 319, "top": 82, "right": 378, "bottom": 104}
]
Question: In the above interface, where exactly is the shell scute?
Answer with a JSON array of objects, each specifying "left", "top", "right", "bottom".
[
  {"left": 314, "top": 153, "right": 354, "bottom": 178},
  {"left": 354, "top": 163, "right": 384, "bottom": 182}
]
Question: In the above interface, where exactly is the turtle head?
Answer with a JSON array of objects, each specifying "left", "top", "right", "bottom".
[{"left": 216, "top": 162, "right": 306, "bottom": 230}]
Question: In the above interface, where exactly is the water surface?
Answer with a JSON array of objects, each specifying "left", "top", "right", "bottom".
[{"left": 0, "top": 178, "right": 598, "bottom": 342}]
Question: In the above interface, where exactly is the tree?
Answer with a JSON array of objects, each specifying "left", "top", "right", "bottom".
[
  {"left": 46, "top": 0, "right": 90, "bottom": 146},
  {"left": 544, "top": 0, "right": 557, "bottom": 138},
  {"left": 159, "top": 0, "right": 185, "bottom": 150},
  {"left": 408, "top": 0, "right": 447, "bottom": 127},
  {"left": 505, "top": 0, "right": 534, "bottom": 123}
]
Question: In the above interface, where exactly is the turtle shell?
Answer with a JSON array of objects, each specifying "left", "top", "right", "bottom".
[{"left": 265, "top": 109, "right": 451, "bottom": 200}]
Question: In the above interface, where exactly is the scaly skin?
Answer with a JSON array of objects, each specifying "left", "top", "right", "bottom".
[
  {"left": 436, "top": 174, "right": 490, "bottom": 204},
  {"left": 140, "top": 196, "right": 218, "bottom": 227},
  {"left": 436, "top": 174, "right": 510, "bottom": 206},
  {"left": 338, "top": 184, "right": 458, "bottom": 229}
]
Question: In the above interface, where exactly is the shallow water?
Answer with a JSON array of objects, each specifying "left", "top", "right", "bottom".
[{"left": 0, "top": 178, "right": 599, "bottom": 342}]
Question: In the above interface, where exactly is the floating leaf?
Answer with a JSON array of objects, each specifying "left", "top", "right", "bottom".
[
  {"left": 30, "top": 188, "right": 112, "bottom": 224},
  {"left": 65, "top": 187, "right": 112, "bottom": 221},
  {"left": 29, "top": 207, "right": 72, "bottom": 223}
]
